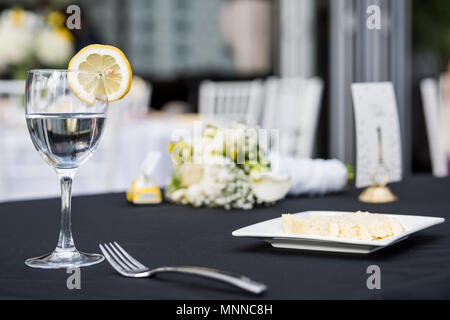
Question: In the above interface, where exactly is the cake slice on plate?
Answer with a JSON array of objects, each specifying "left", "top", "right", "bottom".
[{"left": 282, "top": 211, "right": 404, "bottom": 240}]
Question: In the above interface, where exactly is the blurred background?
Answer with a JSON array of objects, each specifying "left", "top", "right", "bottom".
[{"left": 0, "top": 0, "right": 449, "bottom": 202}]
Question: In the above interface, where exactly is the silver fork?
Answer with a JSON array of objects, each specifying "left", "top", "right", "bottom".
[{"left": 99, "top": 242, "right": 267, "bottom": 295}]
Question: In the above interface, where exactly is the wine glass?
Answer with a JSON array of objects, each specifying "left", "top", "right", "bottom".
[{"left": 24, "top": 69, "right": 107, "bottom": 269}]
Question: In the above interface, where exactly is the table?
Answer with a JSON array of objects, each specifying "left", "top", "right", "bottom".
[{"left": 0, "top": 175, "right": 449, "bottom": 299}]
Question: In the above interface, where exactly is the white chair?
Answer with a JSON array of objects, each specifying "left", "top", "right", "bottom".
[
  {"left": 262, "top": 77, "right": 323, "bottom": 158},
  {"left": 420, "top": 78, "right": 448, "bottom": 177},
  {"left": 199, "top": 80, "right": 264, "bottom": 126}
]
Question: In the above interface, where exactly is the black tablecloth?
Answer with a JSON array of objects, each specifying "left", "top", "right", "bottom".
[{"left": 0, "top": 175, "right": 449, "bottom": 299}]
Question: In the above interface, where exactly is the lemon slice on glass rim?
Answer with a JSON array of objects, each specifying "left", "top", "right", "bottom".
[{"left": 68, "top": 44, "right": 132, "bottom": 105}]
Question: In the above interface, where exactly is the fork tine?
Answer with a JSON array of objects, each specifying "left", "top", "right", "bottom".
[
  {"left": 105, "top": 243, "right": 135, "bottom": 271},
  {"left": 108, "top": 242, "right": 140, "bottom": 270},
  {"left": 113, "top": 242, "right": 147, "bottom": 269},
  {"left": 102, "top": 243, "right": 132, "bottom": 272},
  {"left": 99, "top": 244, "right": 129, "bottom": 274}
]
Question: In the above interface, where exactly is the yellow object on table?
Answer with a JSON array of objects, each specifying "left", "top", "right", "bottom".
[
  {"left": 126, "top": 175, "right": 162, "bottom": 204},
  {"left": 126, "top": 151, "right": 163, "bottom": 204}
]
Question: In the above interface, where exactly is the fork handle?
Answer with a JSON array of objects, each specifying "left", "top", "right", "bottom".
[{"left": 148, "top": 266, "right": 267, "bottom": 295}]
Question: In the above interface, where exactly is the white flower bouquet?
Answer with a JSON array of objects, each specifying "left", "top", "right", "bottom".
[
  {"left": 0, "top": 9, "right": 38, "bottom": 74},
  {"left": 0, "top": 9, "right": 74, "bottom": 79},
  {"left": 166, "top": 124, "right": 289, "bottom": 210}
]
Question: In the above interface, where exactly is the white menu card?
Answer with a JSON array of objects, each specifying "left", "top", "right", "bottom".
[{"left": 351, "top": 82, "right": 403, "bottom": 188}]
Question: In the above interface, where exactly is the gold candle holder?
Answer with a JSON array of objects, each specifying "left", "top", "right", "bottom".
[
  {"left": 359, "top": 127, "right": 398, "bottom": 203},
  {"left": 359, "top": 184, "right": 397, "bottom": 203}
]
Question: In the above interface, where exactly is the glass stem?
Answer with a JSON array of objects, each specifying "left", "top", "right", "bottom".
[{"left": 56, "top": 171, "right": 76, "bottom": 251}]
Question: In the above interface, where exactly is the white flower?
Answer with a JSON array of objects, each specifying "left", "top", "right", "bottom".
[
  {"left": 170, "top": 189, "right": 186, "bottom": 202},
  {"left": 0, "top": 25, "right": 33, "bottom": 66},
  {"left": 0, "top": 9, "right": 41, "bottom": 30},
  {"left": 0, "top": 9, "right": 41, "bottom": 67},
  {"left": 35, "top": 28, "right": 74, "bottom": 66},
  {"left": 166, "top": 123, "right": 274, "bottom": 210},
  {"left": 168, "top": 156, "right": 257, "bottom": 210}
]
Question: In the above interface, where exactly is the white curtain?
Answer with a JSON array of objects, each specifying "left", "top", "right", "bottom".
[{"left": 279, "top": 0, "right": 316, "bottom": 78}]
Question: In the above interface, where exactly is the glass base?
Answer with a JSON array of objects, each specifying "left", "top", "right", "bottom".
[{"left": 25, "top": 248, "right": 104, "bottom": 269}]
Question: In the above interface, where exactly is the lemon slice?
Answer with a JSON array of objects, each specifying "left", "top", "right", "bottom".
[{"left": 68, "top": 44, "right": 132, "bottom": 105}]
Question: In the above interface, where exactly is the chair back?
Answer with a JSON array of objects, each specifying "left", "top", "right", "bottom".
[
  {"left": 199, "top": 80, "right": 264, "bottom": 126},
  {"left": 262, "top": 77, "right": 323, "bottom": 158}
]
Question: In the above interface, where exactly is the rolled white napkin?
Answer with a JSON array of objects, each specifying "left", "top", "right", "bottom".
[{"left": 273, "top": 157, "right": 348, "bottom": 196}]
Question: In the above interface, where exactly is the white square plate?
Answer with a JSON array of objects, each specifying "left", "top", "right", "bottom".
[{"left": 232, "top": 211, "right": 445, "bottom": 254}]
